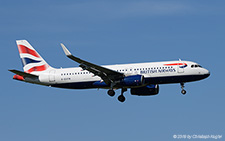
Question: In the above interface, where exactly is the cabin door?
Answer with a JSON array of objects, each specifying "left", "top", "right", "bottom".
[{"left": 49, "top": 70, "right": 56, "bottom": 82}]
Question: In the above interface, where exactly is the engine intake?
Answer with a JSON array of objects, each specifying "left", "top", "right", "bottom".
[{"left": 131, "top": 84, "right": 159, "bottom": 96}]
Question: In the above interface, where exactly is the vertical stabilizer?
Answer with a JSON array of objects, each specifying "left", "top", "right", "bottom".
[{"left": 16, "top": 40, "right": 53, "bottom": 73}]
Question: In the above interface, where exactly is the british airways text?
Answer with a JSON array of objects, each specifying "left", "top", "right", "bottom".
[{"left": 140, "top": 67, "right": 176, "bottom": 74}]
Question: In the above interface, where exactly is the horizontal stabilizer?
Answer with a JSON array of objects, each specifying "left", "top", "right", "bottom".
[{"left": 9, "top": 69, "right": 38, "bottom": 78}]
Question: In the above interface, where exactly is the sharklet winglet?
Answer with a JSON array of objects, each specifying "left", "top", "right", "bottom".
[{"left": 60, "top": 43, "right": 72, "bottom": 56}]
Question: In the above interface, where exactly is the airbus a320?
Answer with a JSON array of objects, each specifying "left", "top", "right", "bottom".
[{"left": 9, "top": 40, "right": 210, "bottom": 102}]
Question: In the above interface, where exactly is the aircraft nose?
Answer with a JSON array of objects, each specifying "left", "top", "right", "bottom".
[{"left": 204, "top": 69, "right": 210, "bottom": 78}]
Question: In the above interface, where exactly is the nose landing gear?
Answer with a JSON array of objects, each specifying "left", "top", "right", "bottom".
[
  {"left": 180, "top": 83, "right": 186, "bottom": 95},
  {"left": 181, "top": 89, "right": 186, "bottom": 95}
]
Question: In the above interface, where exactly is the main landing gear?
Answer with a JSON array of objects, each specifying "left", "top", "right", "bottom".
[
  {"left": 107, "top": 82, "right": 116, "bottom": 97},
  {"left": 107, "top": 88, "right": 127, "bottom": 103},
  {"left": 180, "top": 82, "right": 187, "bottom": 95},
  {"left": 118, "top": 88, "right": 127, "bottom": 103},
  {"left": 107, "top": 89, "right": 115, "bottom": 97}
]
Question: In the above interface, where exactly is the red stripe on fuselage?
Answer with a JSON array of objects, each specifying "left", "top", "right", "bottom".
[
  {"left": 25, "top": 64, "right": 49, "bottom": 73},
  {"left": 164, "top": 63, "right": 187, "bottom": 66},
  {"left": 18, "top": 45, "right": 40, "bottom": 58}
]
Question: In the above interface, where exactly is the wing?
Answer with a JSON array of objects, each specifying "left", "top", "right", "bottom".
[{"left": 61, "top": 44, "right": 124, "bottom": 85}]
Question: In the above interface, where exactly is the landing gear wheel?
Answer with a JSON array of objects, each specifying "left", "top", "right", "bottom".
[
  {"left": 118, "top": 95, "right": 125, "bottom": 102},
  {"left": 181, "top": 89, "right": 186, "bottom": 95},
  {"left": 180, "top": 83, "right": 186, "bottom": 95},
  {"left": 107, "top": 90, "right": 115, "bottom": 97}
]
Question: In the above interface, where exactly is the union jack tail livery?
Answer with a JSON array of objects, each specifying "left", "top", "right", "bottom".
[{"left": 16, "top": 40, "right": 52, "bottom": 74}]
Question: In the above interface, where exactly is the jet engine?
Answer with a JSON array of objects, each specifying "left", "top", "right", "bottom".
[
  {"left": 130, "top": 84, "right": 159, "bottom": 96},
  {"left": 120, "top": 75, "right": 144, "bottom": 87}
]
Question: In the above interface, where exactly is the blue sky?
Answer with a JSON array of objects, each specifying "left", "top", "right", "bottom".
[{"left": 1, "top": 0, "right": 225, "bottom": 140}]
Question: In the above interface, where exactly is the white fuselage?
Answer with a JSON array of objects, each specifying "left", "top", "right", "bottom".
[{"left": 29, "top": 60, "right": 210, "bottom": 89}]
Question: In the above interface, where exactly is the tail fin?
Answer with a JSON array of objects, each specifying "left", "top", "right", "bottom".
[{"left": 16, "top": 40, "right": 52, "bottom": 73}]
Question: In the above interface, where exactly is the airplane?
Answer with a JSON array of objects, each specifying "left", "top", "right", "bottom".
[{"left": 9, "top": 40, "right": 210, "bottom": 102}]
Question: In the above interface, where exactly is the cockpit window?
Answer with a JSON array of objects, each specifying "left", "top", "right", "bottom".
[{"left": 191, "top": 64, "right": 202, "bottom": 68}]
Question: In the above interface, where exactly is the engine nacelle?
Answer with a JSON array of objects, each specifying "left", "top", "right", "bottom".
[
  {"left": 130, "top": 84, "right": 159, "bottom": 96},
  {"left": 120, "top": 75, "right": 144, "bottom": 87}
]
